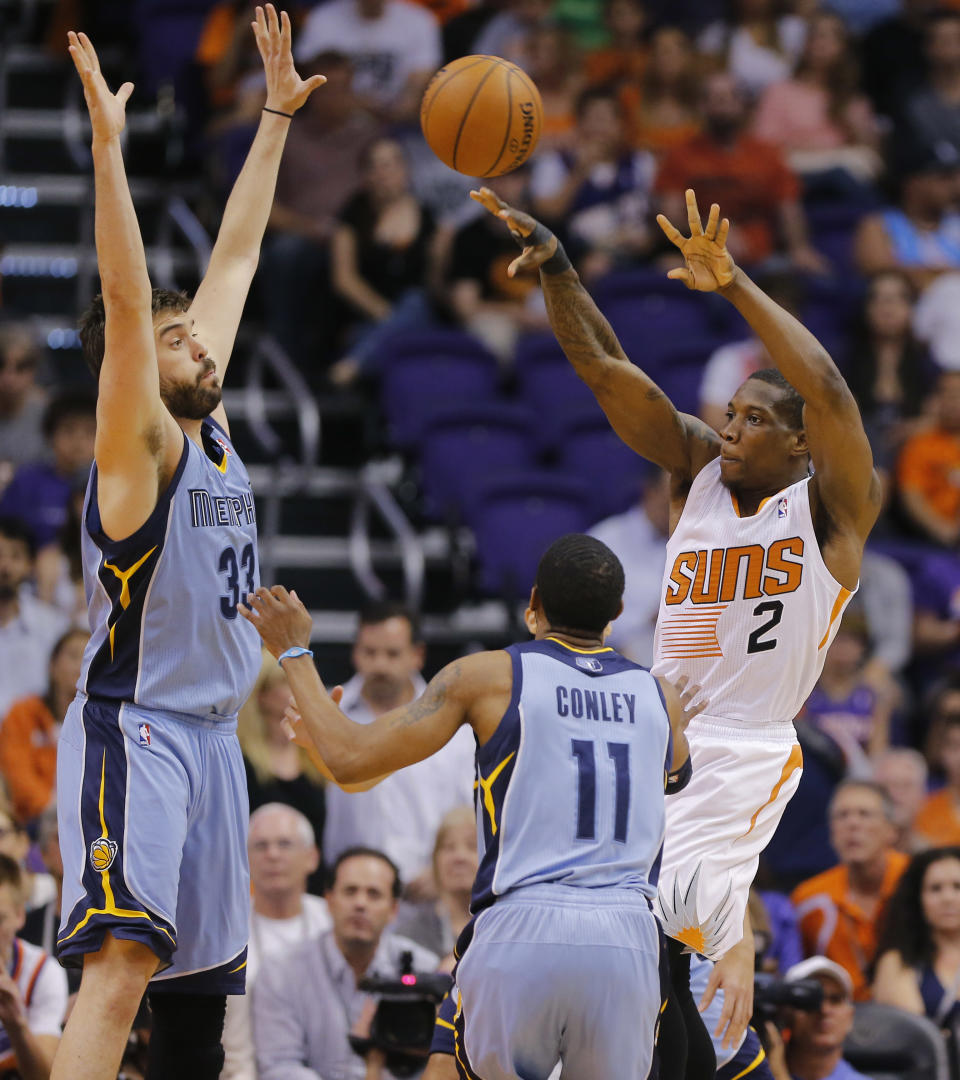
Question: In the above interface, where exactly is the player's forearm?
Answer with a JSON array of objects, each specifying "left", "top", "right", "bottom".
[
  {"left": 210, "top": 111, "right": 291, "bottom": 267},
  {"left": 91, "top": 137, "right": 151, "bottom": 309},
  {"left": 719, "top": 266, "right": 846, "bottom": 403},
  {"left": 540, "top": 267, "right": 630, "bottom": 379}
]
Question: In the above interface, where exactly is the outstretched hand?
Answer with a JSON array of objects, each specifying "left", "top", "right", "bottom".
[
  {"left": 657, "top": 189, "right": 736, "bottom": 292},
  {"left": 470, "top": 187, "right": 558, "bottom": 278},
  {"left": 253, "top": 3, "right": 326, "bottom": 115},
  {"left": 670, "top": 674, "right": 706, "bottom": 732},
  {"left": 238, "top": 585, "right": 313, "bottom": 658},
  {"left": 67, "top": 31, "right": 133, "bottom": 142}
]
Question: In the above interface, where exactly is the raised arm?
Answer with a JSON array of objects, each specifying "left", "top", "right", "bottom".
[
  {"left": 188, "top": 4, "right": 325, "bottom": 412},
  {"left": 238, "top": 586, "right": 491, "bottom": 783},
  {"left": 659, "top": 190, "right": 880, "bottom": 559},
  {"left": 469, "top": 188, "right": 721, "bottom": 485},
  {"left": 68, "top": 32, "right": 179, "bottom": 539}
]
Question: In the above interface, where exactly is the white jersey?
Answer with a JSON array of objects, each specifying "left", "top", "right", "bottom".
[{"left": 652, "top": 458, "right": 856, "bottom": 727}]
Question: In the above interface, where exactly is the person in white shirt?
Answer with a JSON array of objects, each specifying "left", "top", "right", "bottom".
[
  {"left": 295, "top": 0, "right": 440, "bottom": 123},
  {"left": 323, "top": 604, "right": 475, "bottom": 888},
  {"left": 0, "top": 854, "right": 67, "bottom": 1078},
  {"left": 222, "top": 803, "right": 332, "bottom": 1080},
  {"left": 588, "top": 470, "right": 670, "bottom": 666}
]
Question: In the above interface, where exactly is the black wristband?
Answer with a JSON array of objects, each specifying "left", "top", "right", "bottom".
[
  {"left": 263, "top": 106, "right": 293, "bottom": 119},
  {"left": 508, "top": 220, "right": 572, "bottom": 275}
]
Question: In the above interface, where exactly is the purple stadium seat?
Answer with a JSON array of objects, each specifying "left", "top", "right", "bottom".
[
  {"left": 556, "top": 419, "right": 651, "bottom": 520},
  {"left": 469, "top": 472, "right": 591, "bottom": 597},
  {"left": 650, "top": 338, "right": 714, "bottom": 417},
  {"left": 378, "top": 328, "right": 496, "bottom": 366},
  {"left": 380, "top": 353, "right": 500, "bottom": 449},
  {"left": 418, "top": 404, "right": 539, "bottom": 521},
  {"left": 515, "top": 349, "right": 604, "bottom": 449}
]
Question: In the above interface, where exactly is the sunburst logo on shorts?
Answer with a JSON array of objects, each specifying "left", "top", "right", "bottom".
[{"left": 90, "top": 837, "right": 118, "bottom": 872}]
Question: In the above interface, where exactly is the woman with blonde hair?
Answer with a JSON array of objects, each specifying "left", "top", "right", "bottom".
[{"left": 239, "top": 651, "right": 326, "bottom": 885}]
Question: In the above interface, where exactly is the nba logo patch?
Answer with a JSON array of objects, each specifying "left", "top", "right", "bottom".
[
  {"left": 576, "top": 657, "right": 604, "bottom": 673},
  {"left": 138, "top": 723, "right": 151, "bottom": 747},
  {"left": 777, "top": 497, "right": 788, "bottom": 519}
]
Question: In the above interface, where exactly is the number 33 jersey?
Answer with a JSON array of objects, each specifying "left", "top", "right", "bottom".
[
  {"left": 470, "top": 638, "right": 672, "bottom": 912},
  {"left": 652, "top": 457, "right": 856, "bottom": 727},
  {"left": 78, "top": 417, "right": 261, "bottom": 719}
]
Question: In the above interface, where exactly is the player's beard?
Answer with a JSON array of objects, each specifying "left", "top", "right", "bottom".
[{"left": 160, "top": 369, "right": 222, "bottom": 421}]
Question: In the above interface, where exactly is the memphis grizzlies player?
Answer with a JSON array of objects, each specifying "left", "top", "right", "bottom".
[
  {"left": 55, "top": 14, "right": 325, "bottom": 1080},
  {"left": 241, "top": 534, "right": 701, "bottom": 1079}
]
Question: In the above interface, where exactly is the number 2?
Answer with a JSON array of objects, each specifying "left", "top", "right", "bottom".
[
  {"left": 219, "top": 542, "right": 256, "bottom": 619},
  {"left": 571, "top": 739, "right": 631, "bottom": 843},
  {"left": 747, "top": 600, "right": 783, "bottom": 654}
]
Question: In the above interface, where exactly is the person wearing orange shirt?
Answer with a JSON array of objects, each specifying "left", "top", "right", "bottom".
[
  {"left": 916, "top": 683, "right": 960, "bottom": 846},
  {"left": 897, "top": 370, "right": 960, "bottom": 547},
  {"left": 0, "top": 628, "right": 87, "bottom": 825},
  {"left": 792, "top": 780, "right": 909, "bottom": 1001}
]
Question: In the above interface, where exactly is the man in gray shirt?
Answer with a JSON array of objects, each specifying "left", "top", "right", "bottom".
[{"left": 253, "top": 847, "right": 438, "bottom": 1080}]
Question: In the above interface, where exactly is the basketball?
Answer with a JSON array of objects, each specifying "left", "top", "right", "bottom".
[{"left": 420, "top": 55, "right": 543, "bottom": 178}]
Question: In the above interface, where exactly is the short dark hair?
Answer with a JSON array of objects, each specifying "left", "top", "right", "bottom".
[
  {"left": 329, "top": 846, "right": 402, "bottom": 898},
  {"left": 0, "top": 516, "right": 36, "bottom": 558},
  {"left": 78, "top": 288, "right": 191, "bottom": 379},
  {"left": 357, "top": 601, "right": 422, "bottom": 644},
  {"left": 41, "top": 388, "right": 97, "bottom": 440},
  {"left": 876, "top": 846, "right": 960, "bottom": 968},
  {"left": 0, "top": 854, "right": 23, "bottom": 896},
  {"left": 828, "top": 778, "right": 895, "bottom": 823},
  {"left": 535, "top": 534, "right": 624, "bottom": 635},
  {"left": 745, "top": 368, "right": 806, "bottom": 431}
]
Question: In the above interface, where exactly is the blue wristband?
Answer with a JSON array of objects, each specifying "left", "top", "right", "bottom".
[{"left": 278, "top": 646, "right": 313, "bottom": 664}]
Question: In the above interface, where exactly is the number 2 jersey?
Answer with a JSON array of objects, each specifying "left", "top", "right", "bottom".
[
  {"left": 652, "top": 457, "right": 856, "bottom": 727},
  {"left": 470, "top": 637, "right": 672, "bottom": 912},
  {"left": 77, "top": 417, "right": 261, "bottom": 719}
]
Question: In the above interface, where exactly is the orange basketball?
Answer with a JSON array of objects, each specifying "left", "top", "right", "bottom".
[{"left": 420, "top": 55, "right": 543, "bottom": 178}]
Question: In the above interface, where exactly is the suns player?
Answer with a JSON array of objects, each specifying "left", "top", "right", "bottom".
[
  {"left": 471, "top": 185, "right": 880, "bottom": 1073},
  {"left": 239, "top": 534, "right": 701, "bottom": 1080},
  {"left": 53, "top": 11, "right": 327, "bottom": 1080}
]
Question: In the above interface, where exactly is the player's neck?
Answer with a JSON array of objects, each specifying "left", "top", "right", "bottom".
[
  {"left": 176, "top": 416, "right": 205, "bottom": 447},
  {"left": 537, "top": 629, "right": 605, "bottom": 650},
  {"left": 254, "top": 890, "right": 303, "bottom": 921},
  {"left": 787, "top": 1044, "right": 843, "bottom": 1080},
  {"left": 731, "top": 468, "right": 807, "bottom": 517}
]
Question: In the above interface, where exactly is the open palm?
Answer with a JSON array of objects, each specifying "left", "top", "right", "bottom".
[
  {"left": 657, "top": 189, "right": 736, "bottom": 292},
  {"left": 67, "top": 30, "right": 132, "bottom": 141},
  {"left": 254, "top": 4, "right": 326, "bottom": 114}
]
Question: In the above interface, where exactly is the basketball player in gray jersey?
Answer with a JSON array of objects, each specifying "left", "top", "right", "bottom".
[
  {"left": 241, "top": 534, "right": 702, "bottom": 1079},
  {"left": 55, "top": 11, "right": 326, "bottom": 1080}
]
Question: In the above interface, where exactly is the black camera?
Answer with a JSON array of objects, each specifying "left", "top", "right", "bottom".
[
  {"left": 349, "top": 951, "right": 454, "bottom": 1078},
  {"left": 753, "top": 972, "right": 825, "bottom": 1028}
]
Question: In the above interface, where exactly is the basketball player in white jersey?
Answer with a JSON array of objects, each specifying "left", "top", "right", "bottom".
[{"left": 471, "top": 186, "right": 881, "bottom": 1075}]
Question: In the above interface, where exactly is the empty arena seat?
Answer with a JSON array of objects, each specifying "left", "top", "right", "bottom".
[
  {"left": 418, "top": 404, "right": 539, "bottom": 521},
  {"left": 845, "top": 1002, "right": 951, "bottom": 1080},
  {"left": 377, "top": 327, "right": 497, "bottom": 365},
  {"left": 469, "top": 472, "right": 591, "bottom": 598},
  {"left": 556, "top": 418, "right": 651, "bottom": 521},
  {"left": 515, "top": 348, "right": 604, "bottom": 449}
]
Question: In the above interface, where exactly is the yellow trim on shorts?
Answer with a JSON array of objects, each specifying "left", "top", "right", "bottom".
[{"left": 727, "top": 1044, "right": 767, "bottom": 1080}]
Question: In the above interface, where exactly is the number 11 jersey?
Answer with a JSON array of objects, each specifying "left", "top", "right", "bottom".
[
  {"left": 78, "top": 417, "right": 261, "bottom": 720},
  {"left": 652, "top": 457, "right": 856, "bottom": 728}
]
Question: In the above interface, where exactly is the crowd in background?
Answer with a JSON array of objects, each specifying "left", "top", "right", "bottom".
[{"left": 4, "top": 0, "right": 960, "bottom": 1076}]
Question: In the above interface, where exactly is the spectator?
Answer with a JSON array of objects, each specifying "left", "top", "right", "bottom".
[
  {"left": 620, "top": 26, "right": 701, "bottom": 156},
  {"left": 792, "top": 779, "right": 908, "bottom": 1000},
  {"left": 857, "top": 548, "right": 915, "bottom": 680},
  {"left": 845, "top": 271, "right": 934, "bottom": 470},
  {"left": 0, "top": 854, "right": 66, "bottom": 1078},
  {"left": 765, "top": 957, "right": 869, "bottom": 1080},
  {"left": 798, "top": 614, "right": 895, "bottom": 768},
  {"left": 473, "top": 0, "right": 552, "bottom": 68},
  {"left": 903, "top": 10, "right": 960, "bottom": 164},
  {"left": 751, "top": 886, "right": 804, "bottom": 974},
  {"left": 917, "top": 687, "right": 960, "bottom": 846},
  {"left": 587, "top": 469, "right": 668, "bottom": 666},
  {"left": 329, "top": 138, "right": 436, "bottom": 388},
  {"left": 322, "top": 603, "right": 474, "bottom": 888},
  {"left": 443, "top": 165, "right": 549, "bottom": 362},
  {"left": 0, "top": 325, "right": 46, "bottom": 491},
  {"left": 655, "top": 71, "right": 827, "bottom": 272},
  {"left": 821, "top": 0, "right": 899, "bottom": 37},
  {"left": 853, "top": 144, "right": 960, "bottom": 290},
  {"left": 0, "top": 808, "right": 55, "bottom": 916},
  {"left": 530, "top": 86, "right": 656, "bottom": 278},
  {"left": 394, "top": 805, "right": 475, "bottom": 966},
  {"left": 521, "top": 24, "right": 584, "bottom": 151},
  {"left": 0, "top": 519, "right": 68, "bottom": 722},
  {"left": 222, "top": 803, "right": 332, "bottom": 1080},
  {"left": 861, "top": 0, "right": 939, "bottom": 121},
  {"left": 33, "top": 486, "right": 85, "bottom": 625},
  {"left": 259, "top": 51, "right": 381, "bottom": 371},
  {"left": 896, "top": 370, "right": 960, "bottom": 547},
  {"left": 911, "top": 555, "right": 960, "bottom": 677},
  {"left": 0, "top": 628, "right": 87, "bottom": 825},
  {"left": 874, "top": 748, "right": 930, "bottom": 854},
  {"left": 0, "top": 391, "right": 95, "bottom": 550},
  {"left": 912, "top": 269, "right": 960, "bottom": 371},
  {"left": 252, "top": 847, "right": 438, "bottom": 1080},
  {"left": 698, "top": 0, "right": 807, "bottom": 100},
  {"left": 295, "top": 0, "right": 441, "bottom": 124},
  {"left": 873, "top": 846, "right": 960, "bottom": 1031},
  {"left": 583, "top": 0, "right": 647, "bottom": 88},
  {"left": 238, "top": 651, "right": 326, "bottom": 888},
  {"left": 698, "top": 272, "right": 802, "bottom": 432},
  {"left": 752, "top": 12, "right": 881, "bottom": 197}
]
